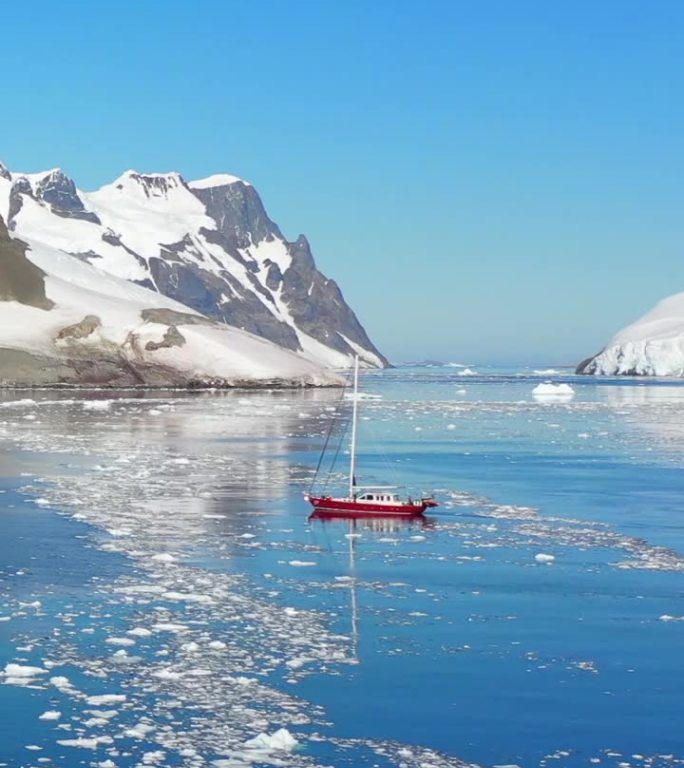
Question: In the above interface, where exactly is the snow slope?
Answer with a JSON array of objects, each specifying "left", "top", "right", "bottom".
[
  {"left": 0, "top": 230, "right": 342, "bottom": 387},
  {"left": 0, "top": 162, "right": 386, "bottom": 368},
  {"left": 577, "top": 293, "right": 684, "bottom": 376}
]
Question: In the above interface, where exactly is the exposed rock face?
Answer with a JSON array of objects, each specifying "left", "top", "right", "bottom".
[
  {"left": 7, "top": 177, "right": 31, "bottom": 230},
  {"left": 145, "top": 325, "right": 186, "bottom": 351},
  {"left": 575, "top": 356, "right": 597, "bottom": 375},
  {"left": 140, "top": 308, "right": 212, "bottom": 326},
  {"left": 0, "top": 349, "right": 75, "bottom": 386},
  {"left": 0, "top": 217, "right": 54, "bottom": 310},
  {"left": 280, "top": 235, "right": 381, "bottom": 358},
  {"left": 0, "top": 346, "right": 191, "bottom": 387},
  {"left": 57, "top": 315, "right": 101, "bottom": 340},
  {"left": 193, "top": 179, "right": 282, "bottom": 248},
  {"left": 0, "top": 162, "right": 10, "bottom": 181},
  {"left": 190, "top": 179, "right": 388, "bottom": 364},
  {"left": 1, "top": 162, "right": 387, "bottom": 367},
  {"left": 35, "top": 170, "right": 101, "bottom": 224},
  {"left": 147, "top": 252, "right": 302, "bottom": 351},
  {"left": 120, "top": 171, "right": 186, "bottom": 198}
]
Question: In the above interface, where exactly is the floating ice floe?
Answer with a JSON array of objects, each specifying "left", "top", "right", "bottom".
[
  {"left": 151, "top": 552, "right": 177, "bottom": 564},
  {"left": 38, "top": 710, "right": 61, "bottom": 720},
  {"left": 243, "top": 727, "right": 299, "bottom": 752},
  {"left": 534, "top": 553, "right": 556, "bottom": 564},
  {"left": 0, "top": 398, "right": 36, "bottom": 409},
  {"left": 532, "top": 383, "right": 575, "bottom": 400},
  {"left": 83, "top": 400, "right": 112, "bottom": 412},
  {"left": 127, "top": 627, "right": 153, "bottom": 637},
  {"left": 85, "top": 693, "right": 127, "bottom": 706},
  {"left": 105, "top": 636, "right": 136, "bottom": 646},
  {"left": 2, "top": 663, "right": 48, "bottom": 685},
  {"left": 161, "top": 591, "right": 213, "bottom": 603},
  {"left": 57, "top": 736, "right": 113, "bottom": 748},
  {"left": 571, "top": 660, "right": 598, "bottom": 673},
  {"left": 457, "top": 368, "right": 478, "bottom": 376}
]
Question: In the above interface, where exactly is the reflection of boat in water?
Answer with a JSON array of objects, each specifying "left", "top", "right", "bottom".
[
  {"left": 306, "top": 356, "right": 438, "bottom": 518},
  {"left": 309, "top": 513, "right": 432, "bottom": 661},
  {"left": 309, "top": 510, "right": 435, "bottom": 530}
]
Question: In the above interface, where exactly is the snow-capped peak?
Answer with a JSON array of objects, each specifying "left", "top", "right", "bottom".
[
  {"left": 2, "top": 159, "right": 388, "bottom": 370},
  {"left": 189, "top": 173, "right": 251, "bottom": 189},
  {"left": 104, "top": 170, "right": 189, "bottom": 199},
  {"left": 15, "top": 168, "right": 68, "bottom": 192}
]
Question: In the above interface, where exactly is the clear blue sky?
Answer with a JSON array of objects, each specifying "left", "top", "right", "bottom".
[{"left": 2, "top": 0, "right": 683, "bottom": 365}]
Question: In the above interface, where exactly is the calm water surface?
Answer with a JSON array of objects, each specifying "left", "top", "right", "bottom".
[{"left": 0, "top": 368, "right": 683, "bottom": 767}]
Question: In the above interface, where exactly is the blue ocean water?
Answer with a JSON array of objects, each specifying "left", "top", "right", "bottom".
[{"left": 0, "top": 370, "right": 683, "bottom": 767}]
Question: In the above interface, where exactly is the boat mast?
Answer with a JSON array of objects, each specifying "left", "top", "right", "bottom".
[{"left": 349, "top": 354, "right": 359, "bottom": 498}]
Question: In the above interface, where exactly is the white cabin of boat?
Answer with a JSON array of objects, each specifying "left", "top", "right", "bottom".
[{"left": 353, "top": 485, "right": 403, "bottom": 505}]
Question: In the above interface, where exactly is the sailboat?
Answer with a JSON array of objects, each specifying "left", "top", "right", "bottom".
[{"left": 306, "top": 356, "right": 438, "bottom": 518}]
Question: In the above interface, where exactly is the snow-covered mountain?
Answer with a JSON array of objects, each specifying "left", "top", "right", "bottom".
[
  {"left": 577, "top": 293, "right": 684, "bottom": 376},
  {"left": 0, "top": 215, "right": 342, "bottom": 387},
  {"left": 0, "top": 161, "right": 387, "bottom": 369}
]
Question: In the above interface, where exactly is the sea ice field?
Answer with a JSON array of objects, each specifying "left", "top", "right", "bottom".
[{"left": 0, "top": 367, "right": 683, "bottom": 768}]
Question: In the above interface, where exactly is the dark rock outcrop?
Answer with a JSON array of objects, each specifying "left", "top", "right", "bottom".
[
  {"left": 141, "top": 307, "right": 213, "bottom": 326},
  {"left": 281, "top": 236, "right": 389, "bottom": 364},
  {"left": 35, "top": 170, "right": 101, "bottom": 224},
  {"left": 192, "top": 180, "right": 282, "bottom": 249},
  {"left": 148, "top": 255, "right": 301, "bottom": 351},
  {"left": 145, "top": 325, "right": 186, "bottom": 351},
  {"left": 123, "top": 172, "right": 186, "bottom": 199},
  {"left": 0, "top": 217, "right": 54, "bottom": 310},
  {"left": 7, "top": 177, "right": 31, "bottom": 230},
  {"left": 57, "top": 315, "right": 101, "bottom": 340},
  {"left": 190, "top": 180, "right": 388, "bottom": 364},
  {"left": 575, "top": 355, "right": 600, "bottom": 374},
  {"left": 0, "top": 347, "right": 191, "bottom": 387}
]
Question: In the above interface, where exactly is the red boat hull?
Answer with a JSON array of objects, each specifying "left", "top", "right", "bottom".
[{"left": 307, "top": 495, "right": 436, "bottom": 518}]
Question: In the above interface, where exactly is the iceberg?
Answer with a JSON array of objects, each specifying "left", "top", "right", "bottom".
[
  {"left": 532, "top": 383, "right": 575, "bottom": 400},
  {"left": 578, "top": 292, "right": 684, "bottom": 376}
]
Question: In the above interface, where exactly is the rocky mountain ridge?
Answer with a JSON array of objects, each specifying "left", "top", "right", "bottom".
[{"left": 0, "top": 162, "right": 387, "bottom": 369}]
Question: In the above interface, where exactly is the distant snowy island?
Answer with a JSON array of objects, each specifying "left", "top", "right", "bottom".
[
  {"left": 578, "top": 292, "right": 684, "bottom": 376},
  {"left": 0, "top": 161, "right": 386, "bottom": 387},
  {"left": 399, "top": 360, "right": 469, "bottom": 368}
]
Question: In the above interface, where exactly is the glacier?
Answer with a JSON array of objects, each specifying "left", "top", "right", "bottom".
[{"left": 577, "top": 292, "right": 684, "bottom": 376}]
